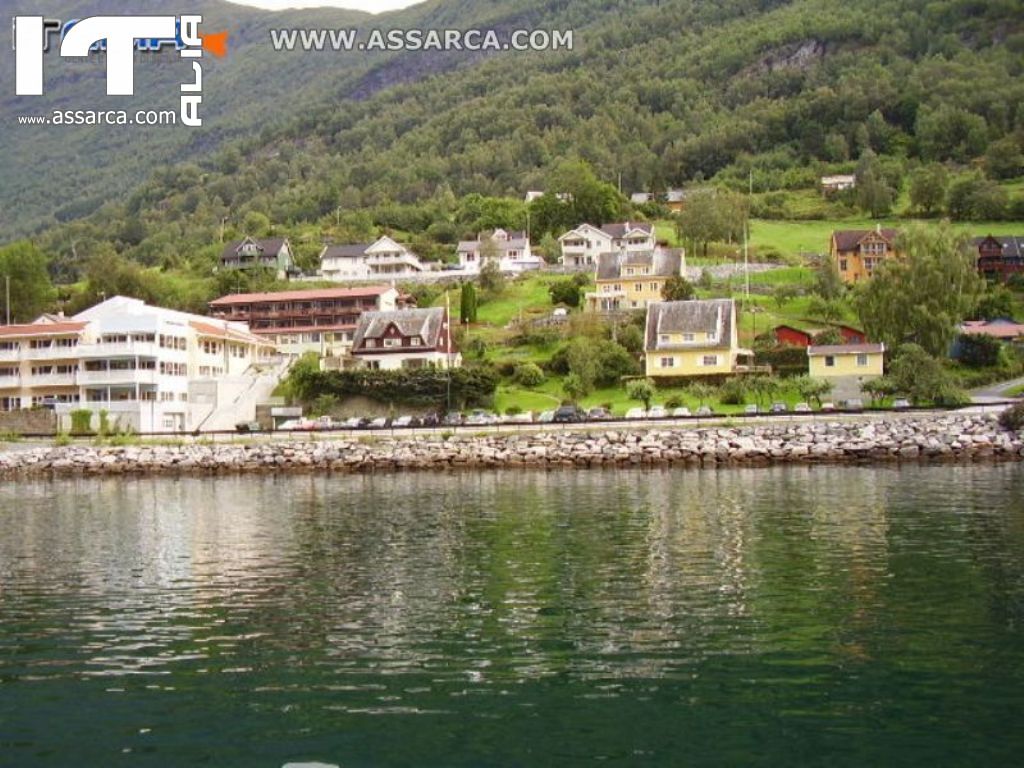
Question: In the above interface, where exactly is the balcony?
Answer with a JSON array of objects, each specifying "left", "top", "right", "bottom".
[
  {"left": 24, "top": 345, "right": 81, "bottom": 360},
  {"left": 30, "top": 373, "right": 78, "bottom": 387},
  {"left": 0, "top": 348, "right": 21, "bottom": 362},
  {"left": 0, "top": 375, "right": 21, "bottom": 389},
  {"left": 79, "top": 368, "right": 159, "bottom": 385},
  {"left": 76, "top": 342, "right": 161, "bottom": 358}
]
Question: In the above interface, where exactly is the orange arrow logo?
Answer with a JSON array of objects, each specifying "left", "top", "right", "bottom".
[{"left": 201, "top": 30, "right": 229, "bottom": 57}]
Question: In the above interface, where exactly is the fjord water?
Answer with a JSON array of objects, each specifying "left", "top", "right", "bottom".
[{"left": 1, "top": 466, "right": 1022, "bottom": 767}]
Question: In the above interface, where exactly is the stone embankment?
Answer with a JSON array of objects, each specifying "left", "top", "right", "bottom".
[{"left": 1, "top": 414, "right": 1020, "bottom": 479}]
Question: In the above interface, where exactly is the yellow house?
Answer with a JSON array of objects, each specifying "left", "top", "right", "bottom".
[
  {"left": 644, "top": 299, "right": 750, "bottom": 378},
  {"left": 586, "top": 249, "right": 686, "bottom": 312},
  {"left": 830, "top": 227, "right": 901, "bottom": 284},
  {"left": 807, "top": 343, "right": 885, "bottom": 378}
]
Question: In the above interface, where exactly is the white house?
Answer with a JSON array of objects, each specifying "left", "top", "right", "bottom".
[
  {"left": 350, "top": 307, "right": 460, "bottom": 371},
  {"left": 319, "top": 236, "right": 426, "bottom": 282},
  {"left": 457, "top": 229, "right": 543, "bottom": 274},
  {"left": 1, "top": 297, "right": 278, "bottom": 433},
  {"left": 558, "top": 222, "right": 657, "bottom": 268},
  {"left": 821, "top": 174, "right": 856, "bottom": 193}
]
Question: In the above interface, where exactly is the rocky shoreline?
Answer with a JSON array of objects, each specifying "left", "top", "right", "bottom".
[{"left": 0, "top": 413, "right": 1021, "bottom": 479}]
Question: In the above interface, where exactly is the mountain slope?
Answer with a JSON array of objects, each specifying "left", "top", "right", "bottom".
[{"left": 7, "top": 0, "right": 1024, "bottom": 258}]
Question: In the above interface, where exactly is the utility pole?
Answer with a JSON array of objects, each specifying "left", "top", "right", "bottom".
[
  {"left": 743, "top": 169, "right": 752, "bottom": 299},
  {"left": 445, "top": 290, "right": 453, "bottom": 414}
]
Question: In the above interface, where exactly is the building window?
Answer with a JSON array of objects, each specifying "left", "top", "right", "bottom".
[
  {"left": 634, "top": 283, "right": 642, "bottom": 291},
  {"left": 856, "top": 354, "right": 868, "bottom": 366},
  {"left": 650, "top": 283, "right": 659, "bottom": 292},
  {"left": 682, "top": 333, "right": 695, "bottom": 342},
  {"left": 410, "top": 338, "right": 422, "bottom": 347},
  {"left": 824, "top": 356, "right": 835, "bottom": 367},
  {"left": 702, "top": 355, "right": 719, "bottom": 366},
  {"left": 659, "top": 334, "right": 669, "bottom": 344},
  {"left": 839, "top": 259, "right": 847, "bottom": 272},
  {"left": 660, "top": 357, "right": 675, "bottom": 368}
]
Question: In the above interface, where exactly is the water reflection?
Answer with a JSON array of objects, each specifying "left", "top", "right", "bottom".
[{"left": 1, "top": 465, "right": 1022, "bottom": 766}]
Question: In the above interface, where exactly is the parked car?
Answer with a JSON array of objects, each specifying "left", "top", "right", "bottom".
[
  {"left": 392, "top": 415, "right": 414, "bottom": 428},
  {"left": 671, "top": 407, "right": 692, "bottom": 418},
  {"left": 552, "top": 308, "right": 569, "bottom": 317},
  {"left": 769, "top": 402, "right": 788, "bottom": 414},
  {"left": 553, "top": 405, "right": 585, "bottom": 423},
  {"left": 695, "top": 405, "right": 714, "bottom": 417},
  {"left": 744, "top": 404, "right": 759, "bottom": 416},
  {"left": 465, "top": 410, "right": 498, "bottom": 426},
  {"left": 588, "top": 407, "right": 611, "bottom": 421},
  {"left": 421, "top": 413, "right": 440, "bottom": 428},
  {"left": 506, "top": 411, "right": 534, "bottom": 424},
  {"left": 342, "top": 416, "right": 366, "bottom": 429},
  {"left": 442, "top": 412, "right": 464, "bottom": 426},
  {"left": 278, "top": 418, "right": 319, "bottom": 431},
  {"left": 892, "top": 398, "right": 911, "bottom": 411},
  {"left": 820, "top": 402, "right": 836, "bottom": 413},
  {"left": 235, "top": 420, "right": 262, "bottom": 433},
  {"left": 537, "top": 410, "right": 555, "bottom": 423},
  {"left": 794, "top": 402, "right": 812, "bottom": 414},
  {"left": 625, "top": 407, "right": 646, "bottom": 419},
  {"left": 368, "top": 417, "right": 390, "bottom": 429},
  {"left": 842, "top": 399, "right": 865, "bottom": 413},
  {"left": 648, "top": 406, "right": 668, "bottom": 419}
]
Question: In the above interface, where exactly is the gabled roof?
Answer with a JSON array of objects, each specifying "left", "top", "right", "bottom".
[
  {"left": 209, "top": 285, "right": 393, "bottom": 306},
  {"left": 597, "top": 249, "right": 683, "bottom": 281},
  {"left": 0, "top": 320, "right": 87, "bottom": 338},
  {"left": 352, "top": 307, "right": 446, "bottom": 349},
  {"left": 645, "top": 299, "right": 734, "bottom": 351},
  {"left": 807, "top": 343, "right": 885, "bottom": 356},
  {"left": 972, "top": 235, "right": 1024, "bottom": 258},
  {"left": 221, "top": 236, "right": 287, "bottom": 260},
  {"left": 600, "top": 221, "right": 654, "bottom": 239},
  {"left": 457, "top": 231, "right": 529, "bottom": 253},
  {"left": 832, "top": 229, "right": 899, "bottom": 251},
  {"left": 321, "top": 243, "right": 373, "bottom": 259},
  {"left": 631, "top": 192, "right": 652, "bottom": 204}
]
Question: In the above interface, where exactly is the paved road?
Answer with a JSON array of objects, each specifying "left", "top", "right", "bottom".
[{"left": 971, "top": 376, "right": 1024, "bottom": 404}]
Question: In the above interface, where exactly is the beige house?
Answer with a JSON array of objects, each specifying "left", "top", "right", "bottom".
[{"left": 644, "top": 299, "right": 753, "bottom": 378}]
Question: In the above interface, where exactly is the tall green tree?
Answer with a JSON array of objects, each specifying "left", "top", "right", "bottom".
[
  {"left": 908, "top": 163, "right": 949, "bottom": 216},
  {"left": 853, "top": 223, "right": 983, "bottom": 357},
  {"left": 855, "top": 150, "right": 893, "bottom": 218},
  {"left": 0, "top": 241, "right": 55, "bottom": 323},
  {"left": 459, "top": 283, "right": 478, "bottom": 324}
]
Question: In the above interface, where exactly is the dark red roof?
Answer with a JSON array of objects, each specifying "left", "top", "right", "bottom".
[
  {"left": 210, "top": 286, "right": 393, "bottom": 306},
  {"left": 0, "top": 321, "right": 87, "bottom": 338}
]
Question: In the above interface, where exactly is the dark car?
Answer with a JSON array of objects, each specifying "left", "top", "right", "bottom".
[
  {"left": 841, "top": 398, "right": 864, "bottom": 413},
  {"left": 421, "top": 413, "right": 440, "bottom": 428},
  {"left": 553, "top": 405, "right": 586, "bottom": 423},
  {"left": 235, "top": 420, "right": 262, "bottom": 433}
]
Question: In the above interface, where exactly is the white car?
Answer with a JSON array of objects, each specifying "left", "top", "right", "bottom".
[
  {"left": 537, "top": 410, "right": 555, "bottom": 423},
  {"left": 392, "top": 416, "right": 414, "bottom": 428},
  {"left": 368, "top": 417, "right": 389, "bottom": 429},
  {"left": 625, "top": 408, "right": 646, "bottom": 420},
  {"left": 506, "top": 411, "right": 534, "bottom": 424},
  {"left": 672, "top": 407, "right": 692, "bottom": 418},
  {"left": 342, "top": 417, "right": 363, "bottom": 429},
  {"left": 794, "top": 402, "right": 812, "bottom": 414},
  {"left": 648, "top": 406, "right": 667, "bottom": 419}
]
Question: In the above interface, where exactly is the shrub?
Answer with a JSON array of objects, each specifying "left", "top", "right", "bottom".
[
  {"left": 999, "top": 402, "right": 1024, "bottom": 431},
  {"left": 505, "top": 405, "right": 522, "bottom": 416},
  {"left": 719, "top": 378, "right": 749, "bottom": 404},
  {"left": 665, "top": 396, "right": 683, "bottom": 409},
  {"left": 513, "top": 362, "right": 545, "bottom": 387},
  {"left": 70, "top": 409, "right": 93, "bottom": 435}
]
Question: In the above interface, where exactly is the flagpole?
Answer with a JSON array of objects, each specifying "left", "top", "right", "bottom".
[{"left": 445, "top": 290, "right": 452, "bottom": 413}]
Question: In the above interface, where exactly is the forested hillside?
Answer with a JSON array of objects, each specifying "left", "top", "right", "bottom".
[{"left": 6, "top": 0, "right": 1024, "bottom": 289}]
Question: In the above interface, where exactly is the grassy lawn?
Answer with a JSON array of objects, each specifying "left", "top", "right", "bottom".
[{"left": 491, "top": 373, "right": 816, "bottom": 417}]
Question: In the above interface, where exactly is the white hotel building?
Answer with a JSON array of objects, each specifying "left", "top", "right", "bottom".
[{"left": 0, "top": 296, "right": 276, "bottom": 433}]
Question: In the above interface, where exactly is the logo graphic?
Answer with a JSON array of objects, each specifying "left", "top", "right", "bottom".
[{"left": 12, "top": 15, "right": 227, "bottom": 127}]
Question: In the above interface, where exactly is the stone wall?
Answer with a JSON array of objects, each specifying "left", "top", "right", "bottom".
[
  {"left": 1, "top": 413, "right": 1021, "bottom": 478},
  {"left": 0, "top": 409, "right": 57, "bottom": 436}
]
